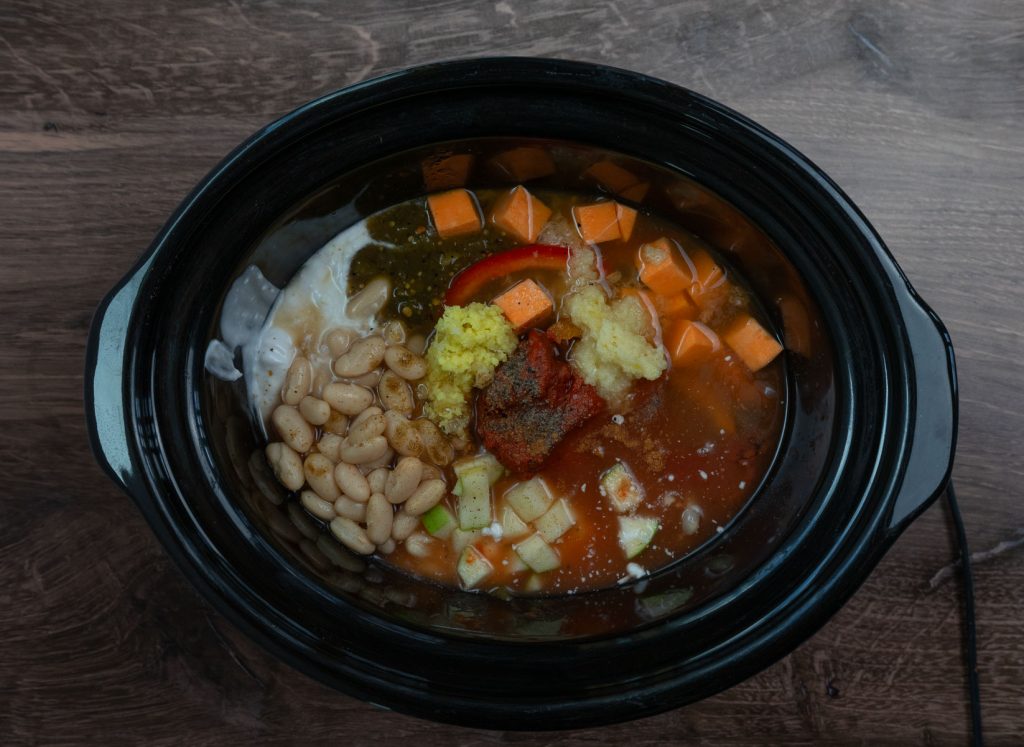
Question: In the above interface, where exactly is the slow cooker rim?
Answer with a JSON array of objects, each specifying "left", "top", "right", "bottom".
[{"left": 91, "top": 57, "right": 955, "bottom": 728}]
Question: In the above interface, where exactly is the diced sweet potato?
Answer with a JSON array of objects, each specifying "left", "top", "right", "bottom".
[
  {"left": 616, "top": 203, "right": 637, "bottom": 241},
  {"left": 493, "top": 279, "right": 554, "bottom": 332},
  {"left": 637, "top": 238, "right": 689, "bottom": 295},
  {"left": 655, "top": 290, "right": 698, "bottom": 319},
  {"left": 585, "top": 160, "right": 650, "bottom": 202},
  {"left": 620, "top": 182, "right": 650, "bottom": 202},
  {"left": 776, "top": 294, "right": 812, "bottom": 357},
  {"left": 665, "top": 319, "right": 719, "bottom": 366},
  {"left": 573, "top": 201, "right": 621, "bottom": 243},
  {"left": 422, "top": 154, "right": 474, "bottom": 191},
  {"left": 490, "top": 185, "right": 552, "bottom": 243},
  {"left": 490, "top": 147, "right": 556, "bottom": 182},
  {"left": 722, "top": 314, "right": 783, "bottom": 372},
  {"left": 427, "top": 189, "right": 482, "bottom": 239}
]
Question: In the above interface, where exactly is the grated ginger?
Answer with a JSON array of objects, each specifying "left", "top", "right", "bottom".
[
  {"left": 422, "top": 303, "right": 518, "bottom": 436},
  {"left": 565, "top": 285, "right": 668, "bottom": 401}
]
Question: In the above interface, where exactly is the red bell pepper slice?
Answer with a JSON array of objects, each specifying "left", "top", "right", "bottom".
[{"left": 444, "top": 244, "right": 570, "bottom": 306}]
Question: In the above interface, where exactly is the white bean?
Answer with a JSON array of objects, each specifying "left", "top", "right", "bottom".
[
  {"left": 391, "top": 510, "right": 419, "bottom": 541},
  {"left": 366, "top": 467, "right": 389, "bottom": 495},
  {"left": 378, "top": 538, "right": 397, "bottom": 555},
  {"left": 348, "top": 406, "right": 386, "bottom": 443},
  {"left": 298, "top": 395, "right": 330, "bottom": 426},
  {"left": 405, "top": 532, "right": 434, "bottom": 558},
  {"left": 317, "top": 433, "right": 344, "bottom": 462},
  {"left": 406, "top": 334, "right": 426, "bottom": 355},
  {"left": 333, "top": 462, "right": 371, "bottom": 503},
  {"left": 334, "top": 336, "right": 386, "bottom": 378},
  {"left": 384, "top": 410, "right": 423, "bottom": 458},
  {"left": 249, "top": 449, "right": 284, "bottom": 504},
  {"left": 347, "top": 369, "right": 382, "bottom": 388},
  {"left": 272, "top": 405, "right": 314, "bottom": 453},
  {"left": 298, "top": 539, "right": 332, "bottom": 571},
  {"left": 316, "top": 534, "right": 366, "bottom": 573},
  {"left": 416, "top": 418, "right": 453, "bottom": 466},
  {"left": 330, "top": 516, "right": 374, "bottom": 555},
  {"left": 322, "top": 410, "right": 349, "bottom": 436},
  {"left": 283, "top": 356, "right": 312, "bottom": 405},
  {"left": 340, "top": 434, "right": 389, "bottom": 464},
  {"left": 385, "top": 456, "right": 423, "bottom": 504},
  {"left": 300, "top": 489, "right": 336, "bottom": 521},
  {"left": 378, "top": 370, "right": 414, "bottom": 414},
  {"left": 333, "top": 495, "right": 367, "bottom": 522},
  {"left": 403, "top": 479, "right": 446, "bottom": 516},
  {"left": 322, "top": 382, "right": 374, "bottom": 416},
  {"left": 311, "top": 368, "right": 332, "bottom": 399},
  {"left": 365, "top": 493, "right": 394, "bottom": 545},
  {"left": 383, "top": 319, "right": 407, "bottom": 346},
  {"left": 287, "top": 502, "right": 319, "bottom": 541},
  {"left": 304, "top": 453, "right": 340, "bottom": 501},
  {"left": 384, "top": 345, "right": 427, "bottom": 381},
  {"left": 325, "top": 328, "right": 354, "bottom": 358},
  {"left": 420, "top": 464, "right": 444, "bottom": 482},
  {"left": 265, "top": 442, "right": 304, "bottom": 491},
  {"left": 346, "top": 277, "right": 391, "bottom": 319},
  {"left": 357, "top": 446, "right": 394, "bottom": 472}
]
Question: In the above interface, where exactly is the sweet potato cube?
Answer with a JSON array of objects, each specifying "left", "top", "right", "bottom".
[
  {"left": 492, "top": 279, "right": 554, "bottom": 332},
  {"left": 490, "top": 185, "right": 552, "bottom": 243},
  {"left": 491, "top": 147, "right": 556, "bottom": 182},
  {"left": 666, "top": 319, "right": 718, "bottom": 366},
  {"left": 422, "top": 154, "right": 474, "bottom": 191},
  {"left": 585, "top": 160, "right": 639, "bottom": 193},
  {"left": 620, "top": 181, "right": 650, "bottom": 202},
  {"left": 427, "top": 189, "right": 482, "bottom": 238},
  {"left": 637, "top": 238, "right": 688, "bottom": 295},
  {"left": 573, "top": 201, "right": 621, "bottom": 244},
  {"left": 655, "top": 290, "right": 698, "bottom": 319},
  {"left": 616, "top": 203, "right": 637, "bottom": 241},
  {"left": 722, "top": 314, "right": 783, "bottom": 372}
]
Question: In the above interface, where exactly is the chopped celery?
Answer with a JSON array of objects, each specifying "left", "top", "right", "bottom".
[
  {"left": 421, "top": 504, "right": 456, "bottom": 539},
  {"left": 504, "top": 477, "right": 554, "bottom": 522},
  {"left": 617, "top": 515, "right": 659, "bottom": 559},
  {"left": 500, "top": 506, "right": 530, "bottom": 539},
  {"left": 514, "top": 533, "right": 561, "bottom": 573},
  {"left": 534, "top": 498, "right": 576, "bottom": 543},
  {"left": 457, "top": 545, "right": 493, "bottom": 588},
  {"left": 454, "top": 451, "right": 505, "bottom": 485},
  {"left": 451, "top": 527, "right": 483, "bottom": 555},
  {"left": 524, "top": 574, "right": 544, "bottom": 593},
  {"left": 457, "top": 466, "right": 492, "bottom": 529},
  {"left": 452, "top": 477, "right": 463, "bottom": 497},
  {"left": 506, "top": 552, "right": 528, "bottom": 574},
  {"left": 600, "top": 461, "right": 644, "bottom": 513}
]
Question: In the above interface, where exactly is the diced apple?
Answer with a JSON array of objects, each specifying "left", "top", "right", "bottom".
[
  {"left": 457, "top": 545, "right": 493, "bottom": 588},
  {"left": 421, "top": 504, "right": 456, "bottom": 539},
  {"left": 600, "top": 462, "right": 644, "bottom": 513},
  {"left": 457, "top": 466, "right": 492, "bottom": 530},
  {"left": 504, "top": 477, "right": 554, "bottom": 522},
  {"left": 453, "top": 451, "right": 505, "bottom": 485},
  {"left": 617, "top": 515, "right": 659, "bottom": 559},
  {"left": 501, "top": 506, "right": 530, "bottom": 539},
  {"left": 534, "top": 499, "right": 576, "bottom": 543},
  {"left": 514, "top": 533, "right": 561, "bottom": 573}
]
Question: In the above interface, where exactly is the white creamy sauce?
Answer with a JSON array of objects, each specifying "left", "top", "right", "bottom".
[{"left": 204, "top": 220, "right": 385, "bottom": 429}]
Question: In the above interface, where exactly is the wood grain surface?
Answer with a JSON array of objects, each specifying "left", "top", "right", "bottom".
[{"left": 1, "top": 0, "right": 1021, "bottom": 744}]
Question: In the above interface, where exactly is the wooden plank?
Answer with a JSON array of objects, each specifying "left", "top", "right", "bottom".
[{"left": 1, "top": 0, "right": 1021, "bottom": 743}]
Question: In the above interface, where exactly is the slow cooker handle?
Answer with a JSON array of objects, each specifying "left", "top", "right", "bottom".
[
  {"left": 887, "top": 292, "right": 958, "bottom": 532},
  {"left": 84, "top": 257, "right": 153, "bottom": 495}
]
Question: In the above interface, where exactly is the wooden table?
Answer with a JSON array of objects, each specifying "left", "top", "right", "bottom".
[{"left": 2, "top": 0, "right": 1021, "bottom": 743}]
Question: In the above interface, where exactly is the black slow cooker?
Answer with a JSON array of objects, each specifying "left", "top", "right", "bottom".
[{"left": 85, "top": 58, "right": 957, "bottom": 729}]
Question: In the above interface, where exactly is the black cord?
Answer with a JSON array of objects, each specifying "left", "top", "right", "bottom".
[{"left": 945, "top": 480, "right": 983, "bottom": 746}]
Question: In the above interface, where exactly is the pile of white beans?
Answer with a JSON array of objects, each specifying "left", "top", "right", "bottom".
[{"left": 263, "top": 310, "right": 454, "bottom": 558}]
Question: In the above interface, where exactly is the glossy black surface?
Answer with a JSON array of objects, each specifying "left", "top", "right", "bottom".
[{"left": 85, "top": 58, "right": 956, "bottom": 729}]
